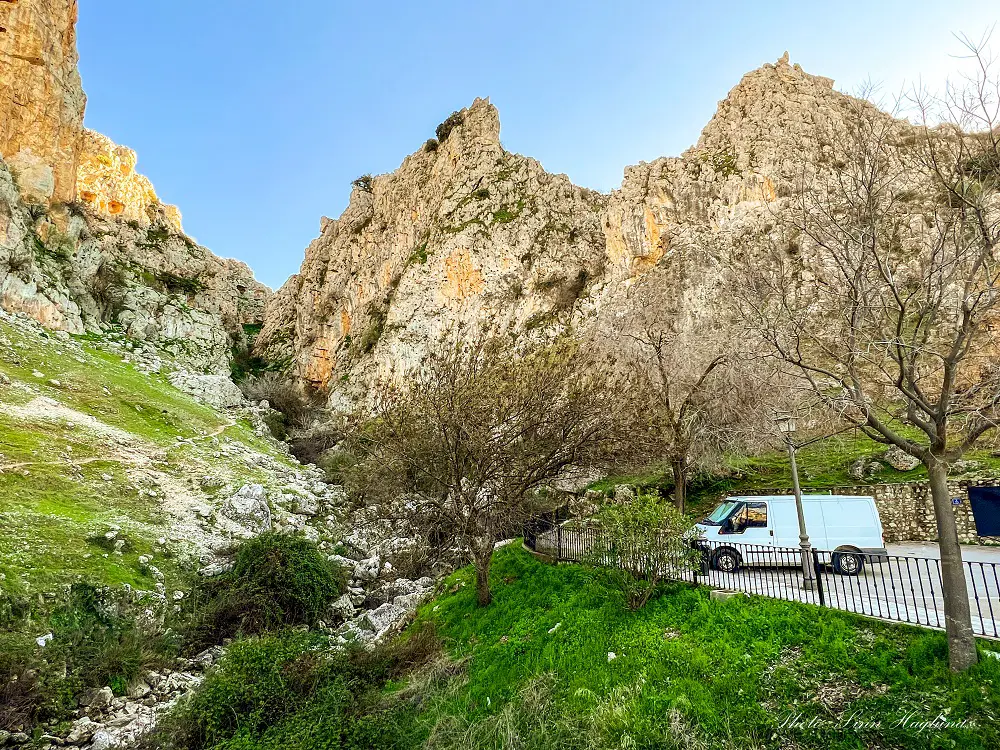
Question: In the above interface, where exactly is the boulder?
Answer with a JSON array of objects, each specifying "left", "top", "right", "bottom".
[
  {"left": 66, "top": 717, "right": 99, "bottom": 744},
  {"left": 883, "top": 447, "right": 920, "bottom": 472},
  {"left": 328, "top": 593, "right": 356, "bottom": 621},
  {"left": 80, "top": 686, "right": 114, "bottom": 710},
  {"left": 167, "top": 372, "right": 245, "bottom": 410},
  {"left": 220, "top": 484, "right": 271, "bottom": 535}
]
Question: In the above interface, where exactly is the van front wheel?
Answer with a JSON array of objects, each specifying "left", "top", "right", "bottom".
[
  {"left": 711, "top": 547, "right": 742, "bottom": 573},
  {"left": 832, "top": 549, "right": 864, "bottom": 576}
]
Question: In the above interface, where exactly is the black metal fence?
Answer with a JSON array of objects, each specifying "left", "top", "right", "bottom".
[{"left": 523, "top": 521, "right": 1000, "bottom": 638}]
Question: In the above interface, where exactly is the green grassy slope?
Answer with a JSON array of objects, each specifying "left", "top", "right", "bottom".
[
  {"left": 403, "top": 545, "right": 1000, "bottom": 749},
  {"left": 172, "top": 545, "right": 1000, "bottom": 749},
  {"left": 0, "top": 318, "right": 295, "bottom": 604},
  {"left": 593, "top": 428, "right": 1000, "bottom": 517}
]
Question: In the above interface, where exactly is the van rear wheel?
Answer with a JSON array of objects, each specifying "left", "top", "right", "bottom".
[
  {"left": 832, "top": 549, "right": 864, "bottom": 576},
  {"left": 711, "top": 547, "right": 742, "bottom": 573}
]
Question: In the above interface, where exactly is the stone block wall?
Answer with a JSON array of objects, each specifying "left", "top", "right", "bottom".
[{"left": 738, "top": 480, "right": 999, "bottom": 544}]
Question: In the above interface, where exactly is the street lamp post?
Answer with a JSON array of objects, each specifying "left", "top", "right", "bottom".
[{"left": 775, "top": 413, "right": 817, "bottom": 591}]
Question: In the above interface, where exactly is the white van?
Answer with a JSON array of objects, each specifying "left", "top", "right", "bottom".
[{"left": 695, "top": 495, "right": 887, "bottom": 575}]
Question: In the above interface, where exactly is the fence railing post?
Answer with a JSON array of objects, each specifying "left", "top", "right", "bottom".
[
  {"left": 557, "top": 523, "right": 562, "bottom": 560},
  {"left": 812, "top": 549, "right": 825, "bottom": 608}
]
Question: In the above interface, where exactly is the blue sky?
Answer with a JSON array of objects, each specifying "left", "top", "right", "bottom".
[{"left": 78, "top": 1, "right": 997, "bottom": 290}]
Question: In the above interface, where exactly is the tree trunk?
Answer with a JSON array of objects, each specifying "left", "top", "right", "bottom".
[
  {"left": 927, "top": 460, "right": 979, "bottom": 671},
  {"left": 474, "top": 551, "right": 493, "bottom": 607},
  {"left": 672, "top": 458, "right": 687, "bottom": 513}
]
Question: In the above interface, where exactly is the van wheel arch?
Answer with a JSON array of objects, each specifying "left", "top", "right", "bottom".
[
  {"left": 832, "top": 546, "right": 865, "bottom": 576},
  {"left": 710, "top": 546, "right": 743, "bottom": 573}
]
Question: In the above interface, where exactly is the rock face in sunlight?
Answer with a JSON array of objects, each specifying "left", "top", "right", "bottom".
[
  {"left": 76, "top": 129, "right": 184, "bottom": 232},
  {"left": 0, "top": 0, "right": 270, "bottom": 373},
  {"left": 590, "top": 52, "right": 888, "bottom": 341},
  {"left": 260, "top": 53, "right": 903, "bottom": 404},
  {"left": 255, "top": 97, "right": 608, "bottom": 396},
  {"left": 0, "top": 0, "right": 87, "bottom": 204}
]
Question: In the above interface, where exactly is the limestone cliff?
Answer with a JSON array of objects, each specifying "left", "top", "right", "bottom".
[
  {"left": 0, "top": 0, "right": 86, "bottom": 205},
  {"left": 77, "top": 129, "right": 184, "bottom": 231},
  {"left": 0, "top": 0, "right": 269, "bottom": 373},
  {"left": 262, "top": 55, "right": 907, "bottom": 402},
  {"left": 592, "top": 53, "right": 898, "bottom": 340},
  {"left": 0, "top": 161, "right": 269, "bottom": 371},
  {"left": 256, "top": 98, "right": 607, "bottom": 396}
]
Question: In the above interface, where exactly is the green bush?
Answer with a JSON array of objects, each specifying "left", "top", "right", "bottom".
[
  {"left": 358, "top": 305, "right": 386, "bottom": 354},
  {"left": 147, "top": 627, "right": 438, "bottom": 750},
  {"left": 587, "top": 492, "right": 698, "bottom": 610},
  {"left": 262, "top": 411, "right": 288, "bottom": 442},
  {"left": 185, "top": 534, "right": 347, "bottom": 650},
  {"left": 435, "top": 112, "right": 464, "bottom": 142},
  {"left": 48, "top": 584, "right": 178, "bottom": 694},
  {"left": 155, "top": 270, "right": 205, "bottom": 296},
  {"left": 352, "top": 174, "right": 374, "bottom": 193},
  {"left": 1, "top": 584, "right": 178, "bottom": 733},
  {"left": 0, "top": 570, "right": 30, "bottom": 627},
  {"left": 424, "top": 138, "right": 440, "bottom": 153}
]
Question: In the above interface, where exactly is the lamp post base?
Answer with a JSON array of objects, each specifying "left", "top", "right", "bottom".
[{"left": 800, "top": 541, "right": 817, "bottom": 591}]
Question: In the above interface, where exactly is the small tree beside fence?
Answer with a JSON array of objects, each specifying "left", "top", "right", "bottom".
[{"left": 585, "top": 493, "right": 701, "bottom": 610}]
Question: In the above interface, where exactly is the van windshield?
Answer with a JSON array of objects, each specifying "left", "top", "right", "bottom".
[{"left": 703, "top": 501, "right": 740, "bottom": 526}]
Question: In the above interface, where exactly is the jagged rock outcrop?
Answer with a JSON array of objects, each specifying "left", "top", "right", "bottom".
[
  {"left": 602, "top": 53, "right": 876, "bottom": 286},
  {"left": 0, "top": 0, "right": 86, "bottom": 204},
  {"left": 0, "top": 0, "right": 269, "bottom": 372},
  {"left": 256, "top": 98, "right": 607, "bottom": 397},
  {"left": 0, "top": 159, "right": 269, "bottom": 372},
  {"left": 590, "top": 53, "right": 904, "bottom": 346},
  {"left": 260, "top": 55, "right": 886, "bottom": 403},
  {"left": 77, "top": 129, "right": 184, "bottom": 231}
]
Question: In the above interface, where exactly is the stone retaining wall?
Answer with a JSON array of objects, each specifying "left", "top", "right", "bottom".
[{"left": 737, "top": 480, "right": 999, "bottom": 544}]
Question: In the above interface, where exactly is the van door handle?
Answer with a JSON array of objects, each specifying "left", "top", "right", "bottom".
[{"left": 769, "top": 530, "right": 774, "bottom": 536}]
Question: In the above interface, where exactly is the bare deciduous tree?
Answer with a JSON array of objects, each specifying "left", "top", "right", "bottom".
[
  {"left": 615, "top": 258, "right": 774, "bottom": 513},
  {"left": 345, "top": 334, "right": 620, "bottom": 606},
  {"left": 735, "top": 37, "right": 1000, "bottom": 671}
]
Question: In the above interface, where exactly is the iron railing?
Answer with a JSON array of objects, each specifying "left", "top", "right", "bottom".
[{"left": 523, "top": 521, "right": 1000, "bottom": 638}]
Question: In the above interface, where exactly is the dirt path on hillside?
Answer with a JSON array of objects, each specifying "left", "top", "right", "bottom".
[{"left": 0, "top": 396, "right": 236, "bottom": 473}]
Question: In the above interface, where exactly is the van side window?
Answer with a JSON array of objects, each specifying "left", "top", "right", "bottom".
[{"left": 744, "top": 502, "right": 767, "bottom": 528}]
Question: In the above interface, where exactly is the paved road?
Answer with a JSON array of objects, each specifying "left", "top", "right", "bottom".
[
  {"left": 533, "top": 529, "right": 1000, "bottom": 638},
  {"left": 700, "top": 543, "right": 1000, "bottom": 638}
]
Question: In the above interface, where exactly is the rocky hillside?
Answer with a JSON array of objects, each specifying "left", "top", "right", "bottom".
[
  {"left": 0, "top": 0, "right": 269, "bottom": 375},
  {"left": 0, "top": 307, "right": 441, "bottom": 748},
  {"left": 255, "top": 98, "right": 607, "bottom": 400},
  {"left": 260, "top": 54, "right": 900, "bottom": 404}
]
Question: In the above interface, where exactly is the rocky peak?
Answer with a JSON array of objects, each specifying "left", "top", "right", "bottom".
[
  {"left": 76, "top": 129, "right": 184, "bottom": 232},
  {"left": 256, "top": 97, "right": 607, "bottom": 396},
  {"left": 260, "top": 56, "right": 902, "bottom": 403},
  {"left": 0, "top": 0, "right": 270, "bottom": 373}
]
